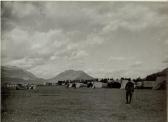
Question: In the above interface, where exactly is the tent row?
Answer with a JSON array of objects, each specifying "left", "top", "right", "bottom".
[{"left": 65, "top": 76, "right": 167, "bottom": 90}]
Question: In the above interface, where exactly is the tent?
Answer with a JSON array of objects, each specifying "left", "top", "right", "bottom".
[
  {"left": 68, "top": 83, "right": 73, "bottom": 88},
  {"left": 153, "top": 76, "right": 166, "bottom": 90},
  {"left": 134, "top": 81, "right": 143, "bottom": 89},
  {"left": 120, "top": 80, "right": 135, "bottom": 89},
  {"left": 93, "top": 82, "right": 107, "bottom": 88},
  {"left": 142, "top": 81, "right": 155, "bottom": 89},
  {"left": 75, "top": 83, "right": 87, "bottom": 88},
  {"left": 120, "top": 80, "right": 129, "bottom": 89}
]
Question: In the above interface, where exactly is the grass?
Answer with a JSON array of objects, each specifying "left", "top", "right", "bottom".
[{"left": 1, "top": 86, "right": 166, "bottom": 122}]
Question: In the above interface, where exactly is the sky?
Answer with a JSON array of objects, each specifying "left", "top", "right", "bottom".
[{"left": 1, "top": 2, "right": 168, "bottom": 79}]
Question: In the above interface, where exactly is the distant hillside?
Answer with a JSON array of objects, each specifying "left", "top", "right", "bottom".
[
  {"left": 145, "top": 68, "right": 168, "bottom": 81},
  {"left": 1, "top": 65, "right": 45, "bottom": 84},
  {"left": 48, "top": 70, "right": 94, "bottom": 82}
]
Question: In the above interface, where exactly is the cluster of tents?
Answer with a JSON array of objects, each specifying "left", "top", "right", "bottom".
[
  {"left": 57, "top": 79, "right": 121, "bottom": 88},
  {"left": 58, "top": 76, "right": 166, "bottom": 90},
  {"left": 3, "top": 75, "right": 166, "bottom": 90},
  {"left": 3, "top": 83, "right": 37, "bottom": 90}
]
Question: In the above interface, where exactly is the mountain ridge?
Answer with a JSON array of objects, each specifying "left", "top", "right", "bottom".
[
  {"left": 1, "top": 66, "right": 94, "bottom": 84},
  {"left": 1, "top": 65, "right": 45, "bottom": 84},
  {"left": 145, "top": 68, "right": 167, "bottom": 81},
  {"left": 48, "top": 69, "right": 94, "bottom": 82}
]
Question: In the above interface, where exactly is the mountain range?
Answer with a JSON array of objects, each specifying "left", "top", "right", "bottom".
[
  {"left": 1, "top": 65, "right": 44, "bottom": 84},
  {"left": 1, "top": 66, "right": 94, "bottom": 84},
  {"left": 1, "top": 65, "right": 167, "bottom": 84}
]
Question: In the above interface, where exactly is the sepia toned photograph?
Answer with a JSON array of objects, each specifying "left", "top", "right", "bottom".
[{"left": 1, "top": 1, "right": 168, "bottom": 122}]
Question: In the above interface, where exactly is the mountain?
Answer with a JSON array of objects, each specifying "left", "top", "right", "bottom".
[
  {"left": 145, "top": 68, "right": 167, "bottom": 81},
  {"left": 48, "top": 70, "right": 94, "bottom": 82},
  {"left": 1, "top": 65, "right": 44, "bottom": 84}
]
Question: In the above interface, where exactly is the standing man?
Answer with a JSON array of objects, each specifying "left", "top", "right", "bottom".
[{"left": 125, "top": 79, "right": 134, "bottom": 104}]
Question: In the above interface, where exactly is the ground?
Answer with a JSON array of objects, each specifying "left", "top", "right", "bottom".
[{"left": 1, "top": 86, "right": 167, "bottom": 122}]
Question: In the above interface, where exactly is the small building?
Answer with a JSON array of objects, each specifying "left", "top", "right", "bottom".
[{"left": 142, "top": 81, "right": 155, "bottom": 89}]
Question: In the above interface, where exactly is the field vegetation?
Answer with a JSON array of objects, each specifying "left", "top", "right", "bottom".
[{"left": 2, "top": 86, "right": 166, "bottom": 122}]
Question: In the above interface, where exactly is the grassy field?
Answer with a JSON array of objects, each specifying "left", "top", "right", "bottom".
[{"left": 2, "top": 86, "right": 167, "bottom": 122}]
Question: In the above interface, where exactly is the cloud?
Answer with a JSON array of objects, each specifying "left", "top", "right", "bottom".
[
  {"left": 2, "top": 2, "right": 168, "bottom": 78},
  {"left": 3, "top": 2, "right": 168, "bottom": 34},
  {"left": 12, "top": 2, "right": 37, "bottom": 18},
  {"left": 131, "top": 61, "right": 143, "bottom": 67},
  {"left": 2, "top": 27, "right": 68, "bottom": 60},
  {"left": 2, "top": 24, "right": 93, "bottom": 69},
  {"left": 102, "top": 3, "right": 168, "bottom": 32},
  {"left": 165, "top": 40, "right": 168, "bottom": 45},
  {"left": 65, "top": 50, "right": 89, "bottom": 60},
  {"left": 7, "top": 57, "right": 45, "bottom": 69},
  {"left": 162, "top": 57, "right": 168, "bottom": 64},
  {"left": 85, "top": 34, "right": 104, "bottom": 45},
  {"left": 74, "top": 50, "right": 88, "bottom": 58},
  {"left": 109, "top": 56, "right": 126, "bottom": 61}
]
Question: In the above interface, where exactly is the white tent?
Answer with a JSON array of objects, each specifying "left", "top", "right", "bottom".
[
  {"left": 134, "top": 81, "right": 143, "bottom": 88},
  {"left": 120, "top": 80, "right": 129, "bottom": 89},
  {"left": 68, "top": 83, "right": 73, "bottom": 88},
  {"left": 75, "top": 83, "right": 87, "bottom": 88},
  {"left": 93, "top": 82, "right": 107, "bottom": 88}
]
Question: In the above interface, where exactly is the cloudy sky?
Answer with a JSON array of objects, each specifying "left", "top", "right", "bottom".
[{"left": 1, "top": 2, "right": 168, "bottom": 79}]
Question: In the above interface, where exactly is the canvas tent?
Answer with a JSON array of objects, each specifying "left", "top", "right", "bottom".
[
  {"left": 142, "top": 81, "right": 155, "bottom": 89},
  {"left": 93, "top": 82, "right": 107, "bottom": 88},
  {"left": 120, "top": 80, "right": 135, "bottom": 89},
  {"left": 120, "top": 80, "right": 129, "bottom": 89},
  {"left": 153, "top": 76, "right": 166, "bottom": 90},
  {"left": 67, "top": 83, "right": 73, "bottom": 88},
  {"left": 134, "top": 81, "right": 143, "bottom": 89},
  {"left": 75, "top": 83, "right": 87, "bottom": 88}
]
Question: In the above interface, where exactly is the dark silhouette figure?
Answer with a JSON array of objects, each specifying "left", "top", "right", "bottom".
[
  {"left": 125, "top": 81, "right": 134, "bottom": 104},
  {"left": 72, "top": 83, "right": 76, "bottom": 89},
  {"left": 87, "top": 82, "right": 93, "bottom": 88}
]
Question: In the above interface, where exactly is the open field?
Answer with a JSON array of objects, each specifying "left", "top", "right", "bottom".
[{"left": 2, "top": 86, "right": 167, "bottom": 122}]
